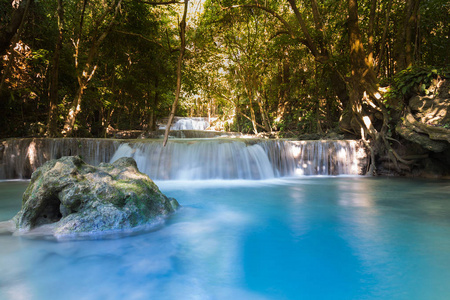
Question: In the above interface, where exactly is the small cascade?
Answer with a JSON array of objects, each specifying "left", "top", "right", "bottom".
[
  {"left": 159, "top": 117, "right": 210, "bottom": 131},
  {"left": 0, "top": 138, "right": 119, "bottom": 179},
  {"left": 258, "top": 140, "right": 364, "bottom": 176},
  {"left": 154, "top": 129, "right": 241, "bottom": 139},
  {"left": 111, "top": 139, "right": 367, "bottom": 180},
  {"left": 110, "top": 140, "right": 275, "bottom": 180},
  {"left": 284, "top": 140, "right": 363, "bottom": 175}
]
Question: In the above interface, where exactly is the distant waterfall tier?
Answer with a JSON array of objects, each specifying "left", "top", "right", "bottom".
[
  {"left": 111, "top": 139, "right": 367, "bottom": 180},
  {"left": 158, "top": 117, "right": 210, "bottom": 130}
]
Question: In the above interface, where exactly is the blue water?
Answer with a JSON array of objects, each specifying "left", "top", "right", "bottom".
[{"left": 0, "top": 177, "right": 450, "bottom": 300}]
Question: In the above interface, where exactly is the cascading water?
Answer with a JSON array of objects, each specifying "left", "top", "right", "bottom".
[
  {"left": 272, "top": 140, "right": 364, "bottom": 176},
  {"left": 0, "top": 138, "right": 367, "bottom": 180},
  {"left": 110, "top": 140, "right": 275, "bottom": 180},
  {"left": 0, "top": 138, "right": 119, "bottom": 179},
  {"left": 111, "top": 139, "right": 367, "bottom": 180},
  {"left": 158, "top": 117, "right": 210, "bottom": 130}
]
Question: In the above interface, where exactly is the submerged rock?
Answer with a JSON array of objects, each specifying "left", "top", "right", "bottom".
[{"left": 12, "top": 156, "right": 179, "bottom": 238}]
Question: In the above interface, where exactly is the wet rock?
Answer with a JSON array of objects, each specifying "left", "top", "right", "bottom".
[{"left": 13, "top": 156, "right": 179, "bottom": 237}]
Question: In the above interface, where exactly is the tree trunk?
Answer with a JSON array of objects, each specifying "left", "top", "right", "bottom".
[
  {"left": 405, "top": 0, "right": 421, "bottom": 67},
  {"left": 231, "top": 2, "right": 350, "bottom": 110},
  {"left": 287, "top": 0, "right": 349, "bottom": 108},
  {"left": 248, "top": 94, "right": 258, "bottom": 134},
  {"left": 0, "top": 0, "right": 33, "bottom": 56},
  {"left": 150, "top": 78, "right": 159, "bottom": 131},
  {"left": 64, "top": 81, "right": 86, "bottom": 135},
  {"left": 310, "top": 0, "right": 326, "bottom": 53},
  {"left": 0, "top": 0, "right": 32, "bottom": 93},
  {"left": 276, "top": 53, "right": 290, "bottom": 123},
  {"left": 257, "top": 95, "right": 271, "bottom": 132},
  {"left": 346, "top": 0, "right": 379, "bottom": 139},
  {"left": 395, "top": 0, "right": 420, "bottom": 70},
  {"left": 367, "top": 0, "right": 377, "bottom": 68},
  {"left": 235, "top": 96, "right": 241, "bottom": 132},
  {"left": 63, "top": 0, "right": 122, "bottom": 136},
  {"left": 47, "top": 0, "right": 64, "bottom": 137},
  {"left": 314, "top": 62, "right": 323, "bottom": 134},
  {"left": 376, "top": 0, "right": 392, "bottom": 75},
  {"left": 163, "top": 0, "right": 189, "bottom": 146},
  {"left": 287, "top": 0, "right": 319, "bottom": 58},
  {"left": 347, "top": 0, "right": 398, "bottom": 174}
]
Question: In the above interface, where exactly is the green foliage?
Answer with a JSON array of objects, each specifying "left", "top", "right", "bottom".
[
  {"left": 1, "top": 0, "right": 449, "bottom": 138},
  {"left": 420, "top": 0, "right": 450, "bottom": 67},
  {"left": 385, "top": 65, "right": 450, "bottom": 101}
]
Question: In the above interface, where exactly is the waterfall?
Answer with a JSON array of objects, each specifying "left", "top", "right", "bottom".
[
  {"left": 0, "top": 138, "right": 367, "bottom": 180},
  {"left": 0, "top": 138, "right": 119, "bottom": 179},
  {"left": 111, "top": 139, "right": 367, "bottom": 180},
  {"left": 259, "top": 140, "right": 364, "bottom": 176},
  {"left": 111, "top": 140, "right": 275, "bottom": 180},
  {"left": 159, "top": 117, "right": 210, "bottom": 131}
]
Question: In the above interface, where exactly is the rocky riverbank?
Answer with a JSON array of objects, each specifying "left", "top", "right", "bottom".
[{"left": 380, "top": 79, "right": 450, "bottom": 178}]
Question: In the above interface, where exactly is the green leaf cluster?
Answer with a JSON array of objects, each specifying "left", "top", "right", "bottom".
[{"left": 385, "top": 66, "right": 450, "bottom": 101}]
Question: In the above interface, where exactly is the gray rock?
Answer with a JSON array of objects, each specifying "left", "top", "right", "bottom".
[{"left": 13, "top": 156, "right": 179, "bottom": 238}]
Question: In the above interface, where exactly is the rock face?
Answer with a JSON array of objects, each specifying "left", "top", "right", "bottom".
[
  {"left": 396, "top": 79, "right": 450, "bottom": 151},
  {"left": 13, "top": 156, "right": 179, "bottom": 237},
  {"left": 392, "top": 79, "right": 450, "bottom": 177}
]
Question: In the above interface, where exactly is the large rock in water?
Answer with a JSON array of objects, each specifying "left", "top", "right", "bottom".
[{"left": 13, "top": 156, "right": 179, "bottom": 238}]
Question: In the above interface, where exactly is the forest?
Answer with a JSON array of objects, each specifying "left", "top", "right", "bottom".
[{"left": 0, "top": 0, "right": 449, "bottom": 174}]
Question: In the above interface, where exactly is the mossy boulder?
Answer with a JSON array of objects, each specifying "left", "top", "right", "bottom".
[{"left": 13, "top": 156, "right": 179, "bottom": 238}]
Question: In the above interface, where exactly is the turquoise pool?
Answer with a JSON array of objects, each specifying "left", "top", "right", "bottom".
[{"left": 1, "top": 177, "right": 449, "bottom": 300}]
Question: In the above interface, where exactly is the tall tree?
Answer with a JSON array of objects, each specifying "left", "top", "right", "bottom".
[
  {"left": 0, "top": 0, "right": 32, "bottom": 93},
  {"left": 62, "top": 0, "right": 123, "bottom": 136},
  {"left": 163, "top": 0, "right": 189, "bottom": 146},
  {"left": 0, "top": 0, "right": 33, "bottom": 56},
  {"left": 47, "top": 0, "right": 64, "bottom": 137}
]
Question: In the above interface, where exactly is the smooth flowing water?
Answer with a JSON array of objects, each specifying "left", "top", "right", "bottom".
[
  {"left": 1, "top": 177, "right": 450, "bottom": 300},
  {"left": 0, "top": 138, "right": 366, "bottom": 180},
  {"left": 159, "top": 117, "right": 210, "bottom": 130},
  {"left": 110, "top": 139, "right": 365, "bottom": 179}
]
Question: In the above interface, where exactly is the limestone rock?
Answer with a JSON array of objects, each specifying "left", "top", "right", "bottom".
[
  {"left": 13, "top": 156, "right": 179, "bottom": 238},
  {"left": 396, "top": 79, "right": 450, "bottom": 153}
]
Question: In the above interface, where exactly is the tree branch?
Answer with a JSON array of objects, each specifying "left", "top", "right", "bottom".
[
  {"left": 238, "top": 111, "right": 266, "bottom": 130},
  {"left": 287, "top": 0, "right": 320, "bottom": 58},
  {"left": 163, "top": 0, "right": 189, "bottom": 146},
  {"left": 223, "top": 4, "right": 297, "bottom": 41},
  {"left": 133, "top": 0, "right": 184, "bottom": 5},
  {"left": 114, "top": 30, "right": 165, "bottom": 48}
]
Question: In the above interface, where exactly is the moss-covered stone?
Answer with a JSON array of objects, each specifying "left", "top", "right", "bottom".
[{"left": 13, "top": 156, "right": 179, "bottom": 238}]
